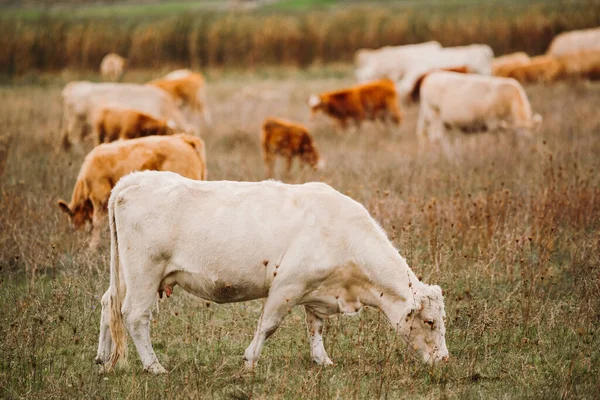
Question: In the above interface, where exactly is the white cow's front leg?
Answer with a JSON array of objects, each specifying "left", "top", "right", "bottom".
[
  {"left": 305, "top": 307, "right": 333, "bottom": 365},
  {"left": 95, "top": 290, "right": 113, "bottom": 367},
  {"left": 244, "top": 291, "right": 299, "bottom": 369}
]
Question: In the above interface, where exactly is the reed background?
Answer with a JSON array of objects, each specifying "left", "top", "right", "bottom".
[{"left": 1, "top": 1, "right": 600, "bottom": 75}]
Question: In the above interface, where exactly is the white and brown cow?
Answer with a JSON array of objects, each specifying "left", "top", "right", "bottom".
[
  {"left": 96, "top": 171, "right": 449, "bottom": 374},
  {"left": 61, "top": 81, "right": 192, "bottom": 150}
]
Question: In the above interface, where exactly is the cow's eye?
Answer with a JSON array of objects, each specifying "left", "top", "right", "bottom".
[{"left": 424, "top": 319, "right": 435, "bottom": 328}]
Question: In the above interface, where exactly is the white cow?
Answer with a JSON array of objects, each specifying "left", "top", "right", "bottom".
[
  {"left": 95, "top": 171, "right": 449, "bottom": 374},
  {"left": 417, "top": 71, "right": 542, "bottom": 142},
  {"left": 99, "top": 53, "right": 126, "bottom": 82},
  {"left": 547, "top": 27, "right": 600, "bottom": 57},
  {"left": 398, "top": 44, "right": 494, "bottom": 101},
  {"left": 355, "top": 41, "right": 442, "bottom": 82},
  {"left": 61, "top": 81, "right": 193, "bottom": 149}
]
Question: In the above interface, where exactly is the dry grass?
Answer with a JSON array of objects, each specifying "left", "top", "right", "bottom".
[{"left": 1, "top": 69, "right": 600, "bottom": 398}]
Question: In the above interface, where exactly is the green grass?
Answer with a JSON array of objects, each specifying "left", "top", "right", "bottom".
[{"left": 1, "top": 71, "right": 600, "bottom": 398}]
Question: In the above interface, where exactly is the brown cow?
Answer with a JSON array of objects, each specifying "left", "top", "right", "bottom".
[
  {"left": 58, "top": 134, "right": 207, "bottom": 248},
  {"left": 492, "top": 52, "right": 531, "bottom": 77},
  {"left": 261, "top": 117, "right": 322, "bottom": 178},
  {"left": 309, "top": 79, "right": 402, "bottom": 129},
  {"left": 92, "top": 107, "right": 177, "bottom": 145},
  {"left": 504, "top": 55, "right": 563, "bottom": 84},
  {"left": 148, "top": 69, "right": 211, "bottom": 125},
  {"left": 558, "top": 50, "right": 600, "bottom": 80}
]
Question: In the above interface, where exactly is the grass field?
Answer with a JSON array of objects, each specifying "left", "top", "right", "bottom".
[{"left": 1, "top": 69, "right": 600, "bottom": 398}]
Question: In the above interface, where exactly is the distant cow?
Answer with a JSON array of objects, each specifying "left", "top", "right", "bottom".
[
  {"left": 417, "top": 71, "right": 542, "bottom": 142},
  {"left": 504, "top": 55, "right": 563, "bottom": 84},
  {"left": 261, "top": 117, "right": 323, "bottom": 178},
  {"left": 57, "top": 134, "right": 206, "bottom": 248},
  {"left": 95, "top": 170, "right": 449, "bottom": 374},
  {"left": 355, "top": 41, "right": 442, "bottom": 81},
  {"left": 309, "top": 79, "right": 402, "bottom": 129},
  {"left": 61, "top": 82, "right": 192, "bottom": 149},
  {"left": 547, "top": 27, "right": 600, "bottom": 57},
  {"left": 397, "top": 44, "right": 494, "bottom": 101},
  {"left": 92, "top": 107, "right": 177, "bottom": 145},
  {"left": 558, "top": 50, "right": 600, "bottom": 80},
  {"left": 492, "top": 52, "right": 531, "bottom": 77},
  {"left": 148, "top": 69, "right": 212, "bottom": 125},
  {"left": 100, "top": 53, "right": 126, "bottom": 82}
]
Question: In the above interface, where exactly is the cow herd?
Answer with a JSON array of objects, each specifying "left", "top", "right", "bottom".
[{"left": 53, "top": 26, "right": 598, "bottom": 374}]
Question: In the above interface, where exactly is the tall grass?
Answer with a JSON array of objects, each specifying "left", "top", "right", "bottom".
[
  {"left": 1, "top": 73, "right": 599, "bottom": 398},
  {"left": 1, "top": 4, "right": 599, "bottom": 74}
]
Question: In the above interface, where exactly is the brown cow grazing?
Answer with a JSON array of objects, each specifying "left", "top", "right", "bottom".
[
  {"left": 148, "top": 69, "right": 211, "bottom": 125},
  {"left": 505, "top": 55, "right": 564, "bottom": 84},
  {"left": 57, "top": 134, "right": 207, "bottom": 248},
  {"left": 309, "top": 79, "right": 402, "bottom": 129},
  {"left": 558, "top": 50, "right": 600, "bottom": 80},
  {"left": 92, "top": 107, "right": 177, "bottom": 145},
  {"left": 261, "top": 117, "right": 323, "bottom": 178}
]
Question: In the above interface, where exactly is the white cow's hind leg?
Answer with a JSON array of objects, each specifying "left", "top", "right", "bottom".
[
  {"left": 244, "top": 288, "right": 301, "bottom": 369},
  {"left": 305, "top": 307, "right": 333, "bottom": 365},
  {"left": 122, "top": 289, "right": 167, "bottom": 374},
  {"left": 95, "top": 290, "right": 113, "bottom": 366}
]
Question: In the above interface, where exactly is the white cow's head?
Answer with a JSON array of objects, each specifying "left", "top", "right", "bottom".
[{"left": 399, "top": 284, "right": 449, "bottom": 364}]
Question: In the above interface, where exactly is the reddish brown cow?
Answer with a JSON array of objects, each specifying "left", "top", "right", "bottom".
[
  {"left": 261, "top": 117, "right": 322, "bottom": 178},
  {"left": 58, "top": 134, "right": 207, "bottom": 248},
  {"left": 309, "top": 79, "right": 402, "bottom": 129}
]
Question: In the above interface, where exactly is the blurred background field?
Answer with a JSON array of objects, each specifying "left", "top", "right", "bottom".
[{"left": 1, "top": 0, "right": 599, "bottom": 75}]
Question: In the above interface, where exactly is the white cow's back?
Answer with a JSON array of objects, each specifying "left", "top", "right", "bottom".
[{"left": 111, "top": 172, "right": 380, "bottom": 303}]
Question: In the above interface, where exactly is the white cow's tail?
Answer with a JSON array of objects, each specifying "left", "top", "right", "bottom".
[{"left": 107, "top": 194, "right": 128, "bottom": 372}]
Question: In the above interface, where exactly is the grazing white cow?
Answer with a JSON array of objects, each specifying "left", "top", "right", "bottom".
[
  {"left": 546, "top": 27, "right": 600, "bottom": 57},
  {"left": 61, "top": 81, "right": 193, "bottom": 149},
  {"left": 96, "top": 171, "right": 449, "bottom": 374},
  {"left": 355, "top": 41, "right": 442, "bottom": 82},
  {"left": 417, "top": 71, "right": 542, "bottom": 142}
]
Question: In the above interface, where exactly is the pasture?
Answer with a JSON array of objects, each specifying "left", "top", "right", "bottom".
[{"left": 1, "top": 69, "right": 600, "bottom": 398}]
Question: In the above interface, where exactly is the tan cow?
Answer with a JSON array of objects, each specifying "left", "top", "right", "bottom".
[
  {"left": 492, "top": 52, "right": 531, "bottom": 76},
  {"left": 57, "top": 134, "right": 207, "bottom": 248},
  {"left": 261, "top": 117, "right": 323, "bottom": 178},
  {"left": 417, "top": 71, "right": 542, "bottom": 143},
  {"left": 92, "top": 107, "right": 177, "bottom": 145},
  {"left": 558, "top": 50, "right": 600, "bottom": 80},
  {"left": 148, "top": 69, "right": 212, "bottom": 125},
  {"left": 309, "top": 79, "right": 402, "bottom": 129},
  {"left": 504, "top": 55, "right": 563, "bottom": 84},
  {"left": 547, "top": 27, "right": 600, "bottom": 57},
  {"left": 100, "top": 53, "right": 126, "bottom": 82}
]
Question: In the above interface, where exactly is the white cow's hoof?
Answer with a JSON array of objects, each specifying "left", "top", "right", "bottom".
[
  {"left": 145, "top": 362, "right": 167, "bottom": 374},
  {"left": 243, "top": 358, "right": 257, "bottom": 370},
  {"left": 313, "top": 356, "right": 334, "bottom": 366}
]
